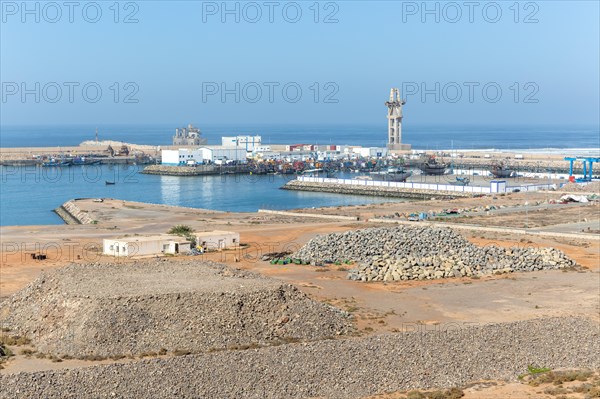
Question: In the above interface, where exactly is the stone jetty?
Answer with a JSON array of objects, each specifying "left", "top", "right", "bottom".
[
  {"left": 53, "top": 200, "right": 95, "bottom": 224},
  {"left": 142, "top": 164, "right": 253, "bottom": 176}
]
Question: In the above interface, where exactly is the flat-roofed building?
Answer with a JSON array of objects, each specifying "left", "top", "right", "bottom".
[
  {"left": 103, "top": 235, "right": 191, "bottom": 257},
  {"left": 194, "top": 230, "right": 239, "bottom": 250}
]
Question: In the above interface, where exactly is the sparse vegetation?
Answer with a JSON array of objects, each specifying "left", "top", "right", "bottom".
[{"left": 167, "top": 224, "right": 196, "bottom": 246}]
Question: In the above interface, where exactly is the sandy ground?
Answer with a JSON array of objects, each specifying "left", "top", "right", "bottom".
[{"left": 1, "top": 193, "right": 598, "bottom": 398}]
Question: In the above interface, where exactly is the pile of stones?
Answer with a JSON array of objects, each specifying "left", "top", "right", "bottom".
[
  {"left": 292, "top": 226, "right": 577, "bottom": 282},
  {"left": 1, "top": 317, "right": 598, "bottom": 398},
  {"left": 0, "top": 260, "right": 353, "bottom": 358}
]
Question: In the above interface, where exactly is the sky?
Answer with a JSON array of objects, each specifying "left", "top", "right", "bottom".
[{"left": 1, "top": 0, "right": 599, "bottom": 127}]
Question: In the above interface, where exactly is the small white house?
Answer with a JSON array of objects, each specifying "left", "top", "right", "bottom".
[
  {"left": 103, "top": 235, "right": 191, "bottom": 257},
  {"left": 194, "top": 231, "right": 239, "bottom": 250}
]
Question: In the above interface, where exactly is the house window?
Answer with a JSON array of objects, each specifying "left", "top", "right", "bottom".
[{"left": 109, "top": 245, "right": 114, "bottom": 251}]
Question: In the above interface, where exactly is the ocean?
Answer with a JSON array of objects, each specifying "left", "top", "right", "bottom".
[
  {"left": 1, "top": 124, "right": 599, "bottom": 151},
  {"left": 1, "top": 124, "right": 598, "bottom": 226}
]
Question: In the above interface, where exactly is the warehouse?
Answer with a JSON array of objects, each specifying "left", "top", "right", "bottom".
[
  {"left": 221, "top": 135, "right": 262, "bottom": 151},
  {"left": 199, "top": 146, "right": 247, "bottom": 163},
  {"left": 161, "top": 149, "right": 204, "bottom": 166}
]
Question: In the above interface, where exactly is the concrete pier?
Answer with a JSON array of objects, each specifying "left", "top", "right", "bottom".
[
  {"left": 282, "top": 177, "right": 557, "bottom": 199},
  {"left": 282, "top": 179, "right": 470, "bottom": 199}
]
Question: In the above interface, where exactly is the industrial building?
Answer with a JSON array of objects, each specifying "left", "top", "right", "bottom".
[
  {"left": 222, "top": 135, "right": 262, "bottom": 151},
  {"left": 195, "top": 231, "right": 239, "bottom": 250},
  {"left": 173, "top": 124, "right": 207, "bottom": 146},
  {"left": 103, "top": 235, "right": 191, "bottom": 257},
  {"left": 161, "top": 149, "right": 203, "bottom": 166},
  {"left": 161, "top": 147, "right": 247, "bottom": 165},
  {"left": 350, "top": 147, "right": 388, "bottom": 158},
  {"left": 199, "top": 146, "right": 247, "bottom": 163}
]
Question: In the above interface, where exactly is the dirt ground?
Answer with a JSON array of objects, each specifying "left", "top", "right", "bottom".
[{"left": 1, "top": 194, "right": 598, "bottom": 398}]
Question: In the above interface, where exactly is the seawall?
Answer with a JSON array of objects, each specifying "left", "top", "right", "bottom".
[{"left": 141, "top": 165, "right": 253, "bottom": 176}]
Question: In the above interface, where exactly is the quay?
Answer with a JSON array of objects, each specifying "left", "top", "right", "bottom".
[
  {"left": 141, "top": 164, "right": 251, "bottom": 176},
  {"left": 282, "top": 176, "right": 557, "bottom": 199}
]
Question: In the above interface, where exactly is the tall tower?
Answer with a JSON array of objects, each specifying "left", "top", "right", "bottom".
[{"left": 386, "top": 88, "right": 406, "bottom": 150}]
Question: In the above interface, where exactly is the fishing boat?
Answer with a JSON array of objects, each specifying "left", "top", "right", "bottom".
[
  {"left": 490, "top": 161, "right": 515, "bottom": 178},
  {"left": 42, "top": 159, "right": 71, "bottom": 167},
  {"left": 72, "top": 156, "right": 101, "bottom": 166},
  {"left": 449, "top": 176, "right": 470, "bottom": 186},
  {"left": 105, "top": 181, "right": 116, "bottom": 185},
  {"left": 419, "top": 156, "right": 448, "bottom": 175},
  {"left": 369, "top": 167, "right": 412, "bottom": 182}
]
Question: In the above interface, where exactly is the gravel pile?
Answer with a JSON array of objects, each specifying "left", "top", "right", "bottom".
[
  {"left": 0, "top": 260, "right": 352, "bottom": 358},
  {"left": 560, "top": 181, "right": 600, "bottom": 193},
  {"left": 292, "top": 226, "right": 577, "bottom": 281},
  {"left": 1, "top": 317, "right": 598, "bottom": 399}
]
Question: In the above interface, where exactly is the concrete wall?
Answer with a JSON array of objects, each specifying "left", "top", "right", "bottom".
[{"left": 296, "top": 176, "right": 556, "bottom": 194}]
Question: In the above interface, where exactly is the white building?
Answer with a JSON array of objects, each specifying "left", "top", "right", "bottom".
[
  {"left": 195, "top": 231, "right": 240, "bottom": 250},
  {"left": 221, "top": 135, "right": 262, "bottom": 151},
  {"left": 103, "top": 235, "right": 191, "bottom": 257},
  {"left": 162, "top": 147, "right": 247, "bottom": 165},
  {"left": 161, "top": 149, "right": 204, "bottom": 166},
  {"left": 255, "top": 151, "right": 281, "bottom": 161},
  {"left": 252, "top": 145, "right": 272, "bottom": 153},
  {"left": 350, "top": 147, "right": 388, "bottom": 158},
  {"left": 316, "top": 150, "right": 344, "bottom": 161},
  {"left": 199, "top": 146, "right": 247, "bottom": 163}
]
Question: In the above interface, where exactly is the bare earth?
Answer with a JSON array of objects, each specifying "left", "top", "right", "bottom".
[{"left": 1, "top": 192, "right": 599, "bottom": 398}]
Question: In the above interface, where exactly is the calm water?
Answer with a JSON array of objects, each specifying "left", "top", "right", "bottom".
[
  {"left": 1, "top": 124, "right": 599, "bottom": 150},
  {"left": 0, "top": 166, "right": 403, "bottom": 226}
]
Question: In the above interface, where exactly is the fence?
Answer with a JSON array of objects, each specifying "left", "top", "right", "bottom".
[{"left": 296, "top": 176, "right": 555, "bottom": 194}]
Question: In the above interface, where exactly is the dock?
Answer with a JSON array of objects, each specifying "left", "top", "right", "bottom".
[{"left": 282, "top": 176, "right": 557, "bottom": 199}]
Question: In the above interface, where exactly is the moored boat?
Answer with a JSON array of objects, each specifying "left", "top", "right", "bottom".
[
  {"left": 369, "top": 167, "right": 412, "bottom": 182},
  {"left": 419, "top": 156, "right": 448, "bottom": 175},
  {"left": 490, "top": 161, "right": 515, "bottom": 178}
]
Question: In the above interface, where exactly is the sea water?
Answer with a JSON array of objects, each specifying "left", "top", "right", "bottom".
[{"left": 0, "top": 166, "right": 404, "bottom": 226}]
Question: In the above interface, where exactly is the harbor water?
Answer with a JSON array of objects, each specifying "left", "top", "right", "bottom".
[{"left": 0, "top": 165, "right": 405, "bottom": 226}]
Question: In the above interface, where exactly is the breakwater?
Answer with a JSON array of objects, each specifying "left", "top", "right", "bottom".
[
  {"left": 282, "top": 180, "right": 471, "bottom": 199},
  {"left": 141, "top": 164, "right": 252, "bottom": 176},
  {"left": 53, "top": 200, "right": 94, "bottom": 225}
]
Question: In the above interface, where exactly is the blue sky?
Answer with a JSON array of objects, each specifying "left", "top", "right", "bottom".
[{"left": 1, "top": 1, "right": 599, "bottom": 126}]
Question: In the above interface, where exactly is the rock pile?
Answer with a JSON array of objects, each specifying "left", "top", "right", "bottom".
[
  {"left": 292, "top": 226, "right": 577, "bottom": 281},
  {"left": 1, "top": 317, "right": 598, "bottom": 399},
  {"left": 560, "top": 181, "right": 600, "bottom": 193},
  {"left": 0, "top": 260, "right": 352, "bottom": 358}
]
